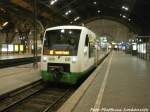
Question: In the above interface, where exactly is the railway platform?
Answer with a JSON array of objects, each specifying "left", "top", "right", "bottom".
[
  {"left": 0, "top": 54, "right": 34, "bottom": 60},
  {"left": 0, "top": 54, "right": 41, "bottom": 68},
  {"left": 58, "top": 51, "right": 150, "bottom": 112},
  {"left": 0, "top": 64, "right": 41, "bottom": 96}
]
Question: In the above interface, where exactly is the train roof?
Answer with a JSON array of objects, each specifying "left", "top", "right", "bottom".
[{"left": 45, "top": 25, "right": 90, "bottom": 31}]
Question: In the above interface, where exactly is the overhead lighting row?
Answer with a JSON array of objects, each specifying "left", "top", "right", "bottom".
[
  {"left": 49, "top": 0, "right": 81, "bottom": 24},
  {"left": 69, "top": 1, "right": 100, "bottom": 24},
  {"left": 92, "top": 1, "right": 101, "bottom": 14}
]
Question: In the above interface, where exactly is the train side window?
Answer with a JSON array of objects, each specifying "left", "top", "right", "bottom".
[{"left": 85, "top": 35, "right": 89, "bottom": 47}]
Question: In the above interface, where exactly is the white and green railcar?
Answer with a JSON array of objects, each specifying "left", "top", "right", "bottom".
[{"left": 41, "top": 25, "right": 98, "bottom": 84}]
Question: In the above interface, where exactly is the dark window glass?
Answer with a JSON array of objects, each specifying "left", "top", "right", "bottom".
[
  {"left": 43, "top": 29, "right": 81, "bottom": 56},
  {"left": 85, "top": 35, "right": 89, "bottom": 47}
]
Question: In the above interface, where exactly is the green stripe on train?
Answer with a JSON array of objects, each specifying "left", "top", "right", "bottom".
[{"left": 41, "top": 65, "right": 95, "bottom": 85}]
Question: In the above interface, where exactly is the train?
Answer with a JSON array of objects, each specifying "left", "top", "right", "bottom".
[{"left": 41, "top": 25, "right": 108, "bottom": 85}]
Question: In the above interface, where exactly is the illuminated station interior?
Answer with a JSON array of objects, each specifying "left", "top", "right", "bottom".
[{"left": 0, "top": 0, "right": 150, "bottom": 112}]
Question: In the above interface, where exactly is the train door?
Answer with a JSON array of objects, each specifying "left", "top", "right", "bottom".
[
  {"left": 82, "top": 33, "right": 96, "bottom": 72},
  {"left": 82, "top": 35, "right": 89, "bottom": 70},
  {"left": 88, "top": 34, "right": 96, "bottom": 67}
]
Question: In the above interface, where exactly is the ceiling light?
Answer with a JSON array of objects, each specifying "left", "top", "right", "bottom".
[
  {"left": 68, "top": 10, "right": 71, "bottom": 13},
  {"left": 128, "top": 18, "right": 131, "bottom": 21},
  {"left": 120, "top": 14, "right": 129, "bottom": 20},
  {"left": 122, "top": 15, "right": 126, "bottom": 18},
  {"left": 74, "top": 17, "right": 80, "bottom": 21},
  {"left": 97, "top": 10, "right": 101, "bottom": 13},
  {"left": 65, "top": 12, "right": 69, "bottom": 15},
  {"left": 65, "top": 10, "right": 72, "bottom": 16},
  {"left": 93, "top": 1, "right": 97, "bottom": 5},
  {"left": 122, "top": 6, "right": 129, "bottom": 11},
  {"left": 0, "top": 8, "right": 6, "bottom": 12},
  {"left": 69, "top": 31, "right": 72, "bottom": 34},
  {"left": 61, "top": 29, "right": 65, "bottom": 33},
  {"left": 50, "top": 0, "right": 58, "bottom": 5},
  {"left": 2, "top": 21, "right": 8, "bottom": 27}
]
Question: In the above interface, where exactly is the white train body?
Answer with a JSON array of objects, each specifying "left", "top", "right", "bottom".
[{"left": 41, "top": 25, "right": 101, "bottom": 84}]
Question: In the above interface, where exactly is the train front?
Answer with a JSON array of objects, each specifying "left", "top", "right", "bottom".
[{"left": 41, "top": 27, "right": 81, "bottom": 84}]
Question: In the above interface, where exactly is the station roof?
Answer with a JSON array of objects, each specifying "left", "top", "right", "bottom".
[{"left": 0, "top": 0, "right": 150, "bottom": 34}]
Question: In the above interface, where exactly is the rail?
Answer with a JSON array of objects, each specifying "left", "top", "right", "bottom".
[{"left": 0, "top": 81, "right": 73, "bottom": 112}]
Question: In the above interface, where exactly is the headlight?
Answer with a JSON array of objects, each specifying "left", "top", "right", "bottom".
[
  {"left": 72, "top": 56, "right": 77, "bottom": 63},
  {"left": 43, "top": 57, "right": 47, "bottom": 62}
]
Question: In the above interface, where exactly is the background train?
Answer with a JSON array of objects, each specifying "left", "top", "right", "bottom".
[{"left": 41, "top": 25, "right": 109, "bottom": 85}]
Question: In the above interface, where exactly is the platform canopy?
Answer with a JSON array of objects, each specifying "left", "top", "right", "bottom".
[{"left": 0, "top": 0, "right": 150, "bottom": 34}]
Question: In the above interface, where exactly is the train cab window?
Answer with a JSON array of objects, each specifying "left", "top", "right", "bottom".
[
  {"left": 85, "top": 35, "right": 89, "bottom": 47},
  {"left": 43, "top": 29, "right": 81, "bottom": 56}
]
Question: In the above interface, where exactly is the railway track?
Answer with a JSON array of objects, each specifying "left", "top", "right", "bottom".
[{"left": 0, "top": 81, "right": 73, "bottom": 112}]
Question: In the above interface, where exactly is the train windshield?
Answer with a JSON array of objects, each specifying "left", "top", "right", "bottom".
[{"left": 43, "top": 29, "right": 81, "bottom": 56}]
